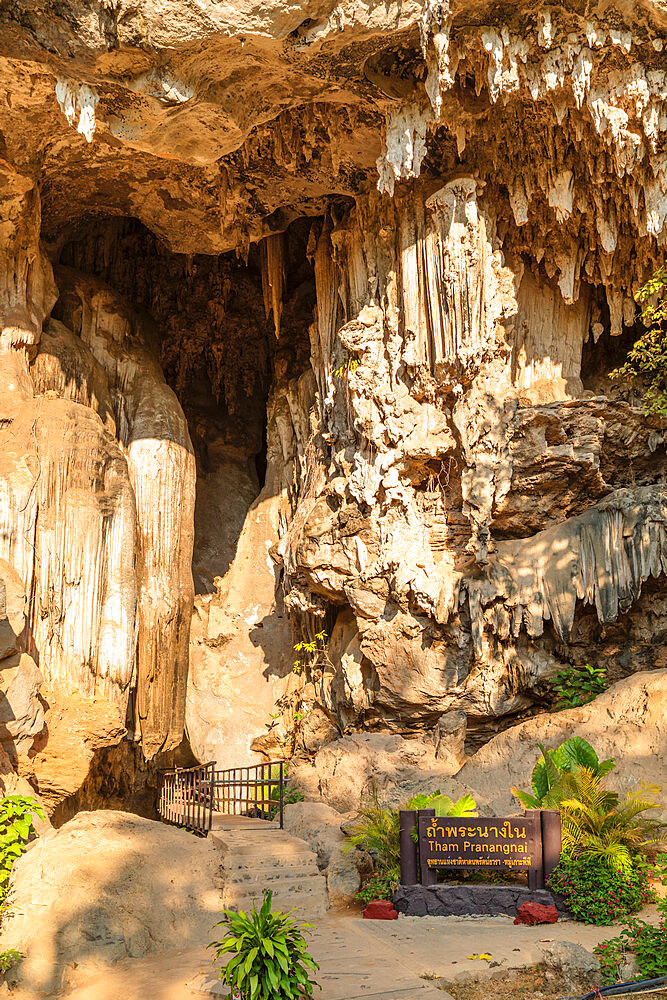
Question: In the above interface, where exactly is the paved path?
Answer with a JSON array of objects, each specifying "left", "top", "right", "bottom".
[{"left": 53, "top": 909, "right": 644, "bottom": 1000}]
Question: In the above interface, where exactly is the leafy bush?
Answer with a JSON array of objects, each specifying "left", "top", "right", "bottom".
[
  {"left": 552, "top": 663, "right": 607, "bottom": 709},
  {"left": 0, "top": 796, "right": 45, "bottom": 904},
  {"left": 512, "top": 737, "right": 615, "bottom": 810},
  {"left": 548, "top": 854, "right": 654, "bottom": 925},
  {"left": 208, "top": 889, "right": 320, "bottom": 1000},
  {"left": 610, "top": 265, "right": 667, "bottom": 414},
  {"left": 354, "top": 871, "right": 399, "bottom": 906},
  {"left": 595, "top": 919, "right": 667, "bottom": 984}
]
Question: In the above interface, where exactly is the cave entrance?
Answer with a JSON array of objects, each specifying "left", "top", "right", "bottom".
[{"left": 56, "top": 216, "right": 315, "bottom": 594}]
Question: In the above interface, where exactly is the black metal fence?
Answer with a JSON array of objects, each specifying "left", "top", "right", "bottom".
[{"left": 157, "top": 760, "right": 285, "bottom": 835}]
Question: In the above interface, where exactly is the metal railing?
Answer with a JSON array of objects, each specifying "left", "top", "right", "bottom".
[
  {"left": 157, "top": 761, "right": 215, "bottom": 835},
  {"left": 213, "top": 762, "right": 285, "bottom": 829},
  {"left": 157, "top": 760, "right": 285, "bottom": 834}
]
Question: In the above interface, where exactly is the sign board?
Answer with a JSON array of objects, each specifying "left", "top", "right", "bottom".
[{"left": 418, "top": 812, "right": 542, "bottom": 874}]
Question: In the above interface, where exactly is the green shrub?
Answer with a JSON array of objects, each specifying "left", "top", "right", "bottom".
[
  {"left": 610, "top": 265, "right": 667, "bottom": 415},
  {"left": 595, "top": 919, "right": 667, "bottom": 984},
  {"left": 354, "top": 871, "right": 399, "bottom": 906},
  {"left": 0, "top": 796, "right": 45, "bottom": 905},
  {"left": 552, "top": 663, "right": 608, "bottom": 709},
  {"left": 208, "top": 889, "right": 320, "bottom": 1000},
  {"left": 547, "top": 854, "right": 654, "bottom": 925},
  {"left": 512, "top": 737, "right": 615, "bottom": 810}
]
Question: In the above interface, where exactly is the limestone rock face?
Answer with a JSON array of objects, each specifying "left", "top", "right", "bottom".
[
  {"left": 0, "top": 0, "right": 666, "bottom": 793},
  {"left": 0, "top": 810, "right": 222, "bottom": 993}
]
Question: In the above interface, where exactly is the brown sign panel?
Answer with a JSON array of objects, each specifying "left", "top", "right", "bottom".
[{"left": 418, "top": 813, "right": 542, "bottom": 873}]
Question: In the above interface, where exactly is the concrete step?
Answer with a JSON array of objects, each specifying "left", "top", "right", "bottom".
[
  {"left": 224, "top": 859, "right": 321, "bottom": 881},
  {"left": 222, "top": 886, "right": 328, "bottom": 919}
]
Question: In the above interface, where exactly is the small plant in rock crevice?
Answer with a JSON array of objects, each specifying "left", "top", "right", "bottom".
[
  {"left": 610, "top": 265, "right": 667, "bottom": 415},
  {"left": 0, "top": 948, "right": 21, "bottom": 975},
  {"left": 208, "top": 889, "right": 320, "bottom": 1000},
  {"left": 551, "top": 662, "right": 608, "bottom": 709}
]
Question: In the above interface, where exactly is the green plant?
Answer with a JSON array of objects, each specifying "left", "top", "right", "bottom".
[
  {"left": 208, "top": 889, "right": 320, "bottom": 1000},
  {"left": 552, "top": 663, "right": 608, "bottom": 709},
  {"left": 610, "top": 265, "right": 667, "bottom": 414},
  {"left": 558, "top": 770, "right": 665, "bottom": 873},
  {"left": 594, "top": 935, "right": 626, "bottom": 984},
  {"left": 547, "top": 854, "right": 654, "bottom": 925},
  {"left": 292, "top": 631, "right": 328, "bottom": 675},
  {"left": 512, "top": 737, "right": 615, "bottom": 810},
  {"left": 354, "top": 871, "right": 399, "bottom": 906},
  {"left": 596, "top": 919, "right": 667, "bottom": 983},
  {"left": 0, "top": 949, "right": 21, "bottom": 974},
  {"left": 0, "top": 796, "right": 45, "bottom": 904},
  {"left": 344, "top": 797, "right": 401, "bottom": 875}
]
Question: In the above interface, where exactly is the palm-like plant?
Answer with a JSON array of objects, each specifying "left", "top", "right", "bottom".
[{"left": 558, "top": 768, "right": 666, "bottom": 872}]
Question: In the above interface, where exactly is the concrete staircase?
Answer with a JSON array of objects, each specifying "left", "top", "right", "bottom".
[{"left": 210, "top": 815, "right": 328, "bottom": 920}]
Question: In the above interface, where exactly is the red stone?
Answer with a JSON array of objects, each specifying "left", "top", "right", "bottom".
[
  {"left": 514, "top": 901, "right": 559, "bottom": 925},
  {"left": 363, "top": 899, "right": 398, "bottom": 920}
]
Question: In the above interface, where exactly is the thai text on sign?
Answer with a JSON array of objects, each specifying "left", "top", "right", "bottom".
[{"left": 418, "top": 814, "right": 542, "bottom": 870}]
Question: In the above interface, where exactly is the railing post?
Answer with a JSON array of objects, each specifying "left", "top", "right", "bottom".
[
  {"left": 527, "top": 810, "right": 545, "bottom": 891},
  {"left": 541, "top": 809, "right": 562, "bottom": 885},
  {"left": 399, "top": 810, "right": 418, "bottom": 885},
  {"left": 418, "top": 809, "right": 436, "bottom": 886},
  {"left": 279, "top": 761, "right": 284, "bottom": 829}
]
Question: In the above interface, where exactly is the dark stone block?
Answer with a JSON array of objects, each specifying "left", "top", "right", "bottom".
[{"left": 392, "top": 884, "right": 570, "bottom": 918}]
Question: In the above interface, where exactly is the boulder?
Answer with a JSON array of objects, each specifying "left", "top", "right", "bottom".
[
  {"left": 325, "top": 844, "right": 373, "bottom": 909},
  {"left": 514, "top": 901, "right": 559, "bottom": 925},
  {"left": 290, "top": 730, "right": 463, "bottom": 813},
  {"left": 283, "top": 800, "right": 347, "bottom": 868},
  {"left": 539, "top": 941, "right": 600, "bottom": 977},
  {"left": 363, "top": 899, "right": 398, "bottom": 920},
  {"left": 0, "top": 810, "right": 222, "bottom": 993},
  {"left": 0, "top": 561, "right": 26, "bottom": 662},
  {"left": 0, "top": 653, "right": 44, "bottom": 756}
]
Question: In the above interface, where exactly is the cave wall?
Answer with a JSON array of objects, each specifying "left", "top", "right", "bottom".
[{"left": 0, "top": 0, "right": 666, "bottom": 798}]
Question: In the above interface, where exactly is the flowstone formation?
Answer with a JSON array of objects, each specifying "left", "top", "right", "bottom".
[{"left": 0, "top": 0, "right": 665, "bottom": 805}]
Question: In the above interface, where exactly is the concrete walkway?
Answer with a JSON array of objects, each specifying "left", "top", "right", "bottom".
[{"left": 54, "top": 908, "right": 644, "bottom": 1000}]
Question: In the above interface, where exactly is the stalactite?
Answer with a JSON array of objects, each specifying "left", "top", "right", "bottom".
[
  {"left": 463, "top": 486, "right": 667, "bottom": 657},
  {"left": 260, "top": 233, "right": 285, "bottom": 339}
]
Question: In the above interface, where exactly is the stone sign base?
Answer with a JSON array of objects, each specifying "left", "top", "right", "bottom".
[{"left": 392, "top": 884, "right": 569, "bottom": 918}]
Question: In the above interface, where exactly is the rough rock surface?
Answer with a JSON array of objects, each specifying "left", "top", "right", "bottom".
[
  {"left": 292, "top": 671, "right": 667, "bottom": 814},
  {"left": 0, "top": 811, "right": 222, "bottom": 994},
  {"left": 0, "top": 0, "right": 665, "bottom": 796},
  {"left": 290, "top": 728, "right": 466, "bottom": 812}
]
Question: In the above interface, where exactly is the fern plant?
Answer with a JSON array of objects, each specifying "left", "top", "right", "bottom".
[
  {"left": 512, "top": 737, "right": 615, "bottom": 810},
  {"left": 208, "top": 890, "right": 320, "bottom": 999}
]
